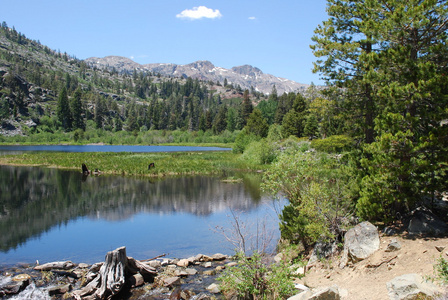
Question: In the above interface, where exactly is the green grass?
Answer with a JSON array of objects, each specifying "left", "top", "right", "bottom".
[{"left": 0, "top": 151, "right": 263, "bottom": 177}]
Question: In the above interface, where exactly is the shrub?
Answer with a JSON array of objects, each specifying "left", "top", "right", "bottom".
[
  {"left": 241, "top": 139, "right": 276, "bottom": 165},
  {"left": 233, "top": 130, "right": 260, "bottom": 153},
  {"left": 434, "top": 256, "right": 448, "bottom": 283},
  {"left": 262, "top": 151, "right": 355, "bottom": 251},
  {"left": 218, "top": 251, "right": 295, "bottom": 300},
  {"left": 311, "top": 135, "right": 353, "bottom": 153}
]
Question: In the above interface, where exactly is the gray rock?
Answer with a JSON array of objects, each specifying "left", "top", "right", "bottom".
[
  {"left": 212, "top": 253, "right": 227, "bottom": 261},
  {"left": 146, "top": 260, "right": 162, "bottom": 268},
  {"left": 163, "top": 276, "right": 180, "bottom": 287},
  {"left": 204, "top": 262, "right": 212, "bottom": 268},
  {"left": 386, "top": 239, "right": 402, "bottom": 252},
  {"left": 185, "top": 268, "right": 198, "bottom": 275},
  {"left": 206, "top": 283, "right": 220, "bottom": 294},
  {"left": 177, "top": 259, "right": 190, "bottom": 267},
  {"left": 383, "top": 226, "right": 397, "bottom": 236},
  {"left": 78, "top": 263, "right": 89, "bottom": 269},
  {"left": 47, "top": 284, "right": 72, "bottom": 296},
  {"left": 175, "top": 270, "right": 189, "bottom": 277},
  {"left": 288, "top": 285, "right": 343, "bottom": 300},
  {"left": 226, "top": 262, "right": 238, "bottom": 267},
  {"left": 407, "top": 207, "right": 448, "bottom": 236},
  {"left": 307, "top": 241, "right": 338, "bottom": 268},
  {"left": 340, "top": 221, "right": 380, "bottom": 268},
  {"left": 386, "top": 273, "right": 440, "bottom": 300},
  {"left": 201, "top": 255, "right": 214, "bottom": 262}
]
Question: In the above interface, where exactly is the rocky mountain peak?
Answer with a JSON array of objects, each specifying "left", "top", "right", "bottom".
[
  {"left": 186, "top": 60, "right": 215, "bottom": 71},
  {"left": 231, "top": 65, "right": 263, "bottom": 77},
  {"left": 85, "top": 56, "right": 309, "bottom": 95}
]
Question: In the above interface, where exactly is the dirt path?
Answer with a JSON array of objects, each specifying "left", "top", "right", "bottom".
[{"left": 295, "top": 235, "right": 448, "bottom": 299}]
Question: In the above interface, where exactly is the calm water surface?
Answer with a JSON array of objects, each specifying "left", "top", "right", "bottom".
[
  {"left": 0, "top": 145, "right": 231, "bottom": 154},
  {"left": 0, "top": 165, "right": 282, "bottom": 266}
]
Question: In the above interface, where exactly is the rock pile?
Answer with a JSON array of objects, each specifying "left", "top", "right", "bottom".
[{"left": 0, "top": 248, "right": 231, "bottom": 299}]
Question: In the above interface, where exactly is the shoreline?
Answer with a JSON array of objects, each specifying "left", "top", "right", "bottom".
[{"left": 0, "top": 249, "right": 236, "bottom": 299}]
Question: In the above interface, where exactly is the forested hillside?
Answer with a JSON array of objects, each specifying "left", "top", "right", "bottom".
[{"left": 0, "top": 22, "right": 325, "bottom": 145}]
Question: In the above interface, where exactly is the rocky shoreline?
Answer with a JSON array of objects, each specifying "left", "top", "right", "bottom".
[{"left": 0, "top": 250, "right": 234, "bottom": 299}]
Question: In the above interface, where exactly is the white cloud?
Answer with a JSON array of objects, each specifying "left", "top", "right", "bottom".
[
  {"left": 248, "top": 16, "right": 256, "bottom": 20},
  {"left": 176, "top": 6, "right": 222, "bottom": 20}
]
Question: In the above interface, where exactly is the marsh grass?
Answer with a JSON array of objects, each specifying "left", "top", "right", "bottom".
[{"left": 0, "top": 151, "right": 262, "bottom": 177}]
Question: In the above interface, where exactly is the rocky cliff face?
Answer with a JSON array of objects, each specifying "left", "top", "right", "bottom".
[{"left": 85, "top": 56, "right": 309, "bottom": 95}]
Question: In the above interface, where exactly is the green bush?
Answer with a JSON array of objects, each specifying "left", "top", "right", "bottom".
[
  {"left": 241, "top": 139, "right": 276, "bottom": 165},
  {"left": 233, "top": 129, "right": 260, "bottom": 153},
  {"left": 311, "top": 135, "right": 353, "bottom": 153},
  {"left": 262, "top": 151, "right": 356, "bottom": 251},
  {"left": 434, "top": 256, "right": 448, "bottom": 283},
  {"left": 218, "top": 251, "right": 295, "bottom": 300}
]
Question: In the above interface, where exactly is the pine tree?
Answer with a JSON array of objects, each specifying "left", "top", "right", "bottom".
[
  {"left": 57, "top": 87, "right": 72, "bottom": 131},
  {"left": 70, "top": 88, "right": 84, "bottom": 130},
  {"left": 313, "top": 0, "right": 448, "bottom": 221},
  {"left": 245, "top": 108, "right": 269, "bottom": 138},
  {"left": 240, "top": 89, "right": 253, "bottom": 127}
]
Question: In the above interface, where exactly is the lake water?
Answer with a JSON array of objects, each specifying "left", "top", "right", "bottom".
[
  {"left": 0, "top": 145, "right": 232, "bottom": 154},
  {"left": 0, "top": 165, "right": 282, "bottom": 266}
]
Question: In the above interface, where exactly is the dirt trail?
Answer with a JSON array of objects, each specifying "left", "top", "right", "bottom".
[{"left": 295, "top": 235, "right": 448, "bottom": 299}]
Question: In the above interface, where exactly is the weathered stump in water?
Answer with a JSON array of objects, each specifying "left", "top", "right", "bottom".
[{"left": 72, "top": 246, "right": 157, "bottom": 300}]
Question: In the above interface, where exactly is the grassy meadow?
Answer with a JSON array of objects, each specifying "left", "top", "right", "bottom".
[{"left": 0, "top": 151, "right": 263, "bottom": 177}]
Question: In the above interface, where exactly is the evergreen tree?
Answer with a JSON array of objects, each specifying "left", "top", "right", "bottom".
[
  {"left": 213, "top": 105, "right": 228, "bottom": 134},
  {"left": 94, "top": 96, "right": 106, "bottom": 129},
  {"left": 70, "top": 88, "right": 85, "bottom": 130},
  {"left": 240, "top": 89, "right": 253, "bottom": 127},
  {"left": 226, "top": 107, "right": 237, "bottom": 132},
  {"left": 304, "top": 114, "right": 319, "bottom": 138},
  {"left": 56, "top": 87, "right": 72, "bottom": 131},
  {"left": 313, "top": 0, "right": 448, "bottom": 221},
  {"left": 245, "top": 108, "right": 269, "bottom": 138},
  {"left": 257, "top": 99, "right": 278, "bottom": 125},
  {"left": 281, "top": 110, "right": 304, "bottom": 138},
  {"left": 0, "top": 96, "right": 9, "bottom": 121}
]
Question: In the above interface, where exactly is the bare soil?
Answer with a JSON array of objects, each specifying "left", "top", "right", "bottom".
[{"left": 295, "top": 234, "right": 448, "bottom": 299}]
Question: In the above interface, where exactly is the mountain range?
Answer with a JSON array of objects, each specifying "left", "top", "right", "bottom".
[{"left": 85, "top": 56, "right": 309, "bottom": 95}]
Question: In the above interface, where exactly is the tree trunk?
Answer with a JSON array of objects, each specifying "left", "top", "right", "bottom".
[{"left": 72, "top": 246, "right": 156, "bottom": 300}]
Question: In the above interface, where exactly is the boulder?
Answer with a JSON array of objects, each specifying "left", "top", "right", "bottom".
[
  {"left": 385, "top": 239, "right": 402, "bottom": 252},
  {"left": 185, "top": 268, "right": 198, "bottom": 275},
  {"left": 146, "top": 260, "right": 162, "bottom": 268},
  {"left": 163, "top": 276, "right": 180, "bottom": 287},
  {"left": 307, "top": 241, "right": 338, "bottom": 268},
  {"left": 386, "top": 273, "right": 440, "bottom": 300},
  {"left": 212, "top": 253, "right": 227, "bottom": 261},
  {"left": 340, "top": 221, "right": 380, "bottom": 268},
  {"left": 176, "top": 259, "right": 190, "bottom": 267},
  {"left": 407, "top": 207, "right": 448, "bottom": 236},
  {"left": 206, "top": 283, "right": 220, "bottom": 294},
  {"left": 48, "top": 284, "right": 72, "bottom": 296},
  {"left": 288, "top": 285, "right": 344, "bottom": 300},
  {"left": 78, "top": 263, "right": 90, "bottom": 269},
  {"left": 11, "top": 274, "right": 31, "bottom": 282}
]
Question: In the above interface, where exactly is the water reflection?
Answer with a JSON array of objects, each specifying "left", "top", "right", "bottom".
[{"left": 0, "top": 166, "right": 279, "bottom": 265}]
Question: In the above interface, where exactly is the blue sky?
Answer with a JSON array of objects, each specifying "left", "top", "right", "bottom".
[{"left": 0, "top": 0, "right": 329, "bottom": 85}]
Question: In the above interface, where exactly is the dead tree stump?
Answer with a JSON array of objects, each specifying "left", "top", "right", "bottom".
[{"left": 72, "top": 246, "right": 156, "bottom": 300}]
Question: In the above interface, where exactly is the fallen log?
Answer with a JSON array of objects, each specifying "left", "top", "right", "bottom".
[
  {"left": 34, "top": 261, "right": 75, "bottom": 271},
  {"left": 71, "top": 246, "right": 157, "bottom": 300}
]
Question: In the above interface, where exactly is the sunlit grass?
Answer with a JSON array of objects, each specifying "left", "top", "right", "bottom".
[{"left": 0, "top": 151, "right": 263, "bottom": 177}]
